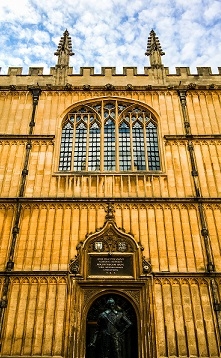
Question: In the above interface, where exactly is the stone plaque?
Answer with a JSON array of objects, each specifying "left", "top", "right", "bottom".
[{"left": 89, "top": 255, "right": 133, "bottom": 276}]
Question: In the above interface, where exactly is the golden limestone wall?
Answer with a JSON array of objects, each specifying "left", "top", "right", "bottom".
[
  {"left": 0, "top": 81, "right": 221, "bottom": 357},
  {"left": 0, "top": 203, "right": 221, "bottom": 273},
  {"left": 0, "top": 139, "right": 221, "bottom": 198},
  {"left": 154, "top": 277, "right": 219, "bottom": 356},
  {"left": 0, "top": 276, "right": 220, "bottom": 356},
  {"left": 0, "top": 90, "right": 221, "bottom": 198},
  {"left": 0, "top": 202, "right": 221, "bottom": 355},
  {"left": 0, "top": 276, "right": 67, "bottom": 356}
]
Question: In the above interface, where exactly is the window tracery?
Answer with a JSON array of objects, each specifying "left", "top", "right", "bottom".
[{"left": 59, "top": 100, "right": 161, "bottom": 172}]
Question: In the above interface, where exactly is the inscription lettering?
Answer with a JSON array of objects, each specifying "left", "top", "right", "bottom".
[{"left": 90, "top": 256, "right": 133, "bottom": 276}]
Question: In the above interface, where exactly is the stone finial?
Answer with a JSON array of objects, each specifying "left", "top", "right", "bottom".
[
  {"left": 145, "top": 29, "right": 165, "bottom": 68},
  {"left": 54, "top": 29, "right": 74, "bottom": 67}
]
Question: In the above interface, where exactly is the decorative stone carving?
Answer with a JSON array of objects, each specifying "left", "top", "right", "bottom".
[
  {"left": 104, "top": 83, "right": 115, "bottom": 90},
  {"left": 125, "top": 290, "right": 140, "bottom": 306},
  {"left": 142, "top": 256, "right": 152, "bottom": 274},
  {"left": 83, "top": 84, "right": 91, "bottom": 90},
  {"left": 69, "top": 255, "right": 80, "bottom": 274}
]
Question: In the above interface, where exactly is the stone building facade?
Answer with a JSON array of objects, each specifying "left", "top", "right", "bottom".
[{"left": 0, "top": 30, "right": 221, "bottom": 357}]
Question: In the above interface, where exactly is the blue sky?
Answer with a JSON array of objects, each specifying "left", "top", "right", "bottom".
[{"left": 0, "top": 0, "right": 220, "bottom": 74}]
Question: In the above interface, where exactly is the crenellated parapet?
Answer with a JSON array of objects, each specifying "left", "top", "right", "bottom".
[{"left": 0, "top": 66, "right": 221, "bottom": 88}]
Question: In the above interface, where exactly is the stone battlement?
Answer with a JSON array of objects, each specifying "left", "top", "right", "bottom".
[
  {"left": 2, "top": 65, "right": 221, "bottom": 76},
  {"left": 0, "top": 66, "right": 221, "bottom": 87}
]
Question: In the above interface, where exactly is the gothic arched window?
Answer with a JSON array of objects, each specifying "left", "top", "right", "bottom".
[{"left": 58, "top": 100, "right": 161, "bottom": 172}]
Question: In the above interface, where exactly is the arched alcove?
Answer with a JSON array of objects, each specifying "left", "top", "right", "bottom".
[{"left": 86, "top": 293, "right": 138, "bottom": 358}]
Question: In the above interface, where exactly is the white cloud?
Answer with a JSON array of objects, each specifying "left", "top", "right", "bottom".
[{"left": 0, "top": 0, "right": 220, "bottom": 74}]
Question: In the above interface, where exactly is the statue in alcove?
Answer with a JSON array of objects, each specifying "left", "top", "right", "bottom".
[{"left": 89, "top": 297, "right": 132, "bottom": 358}]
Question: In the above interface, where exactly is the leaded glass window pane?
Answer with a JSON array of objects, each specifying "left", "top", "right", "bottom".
[
  {"left": 88, "top": 122, "right": 100, "bottom": 171},
  {"left": 73, "top": 122, "right": 87, "bottom": 171},
  {"left": 119, "top": 122, "right": 131, "bottom": 171},
  {"left": 146, "top": 122, "right": 160, "bottom": 170},
  {"left": 132, "top": 122, "right": 146, "bottom": 170},
  {"left": 59, "top": 100, "right": 161, "bottom": 172},
  {"left": 104, "top": 119, "right": 115, "bottom": 171},
  {"left": 59, "top": 122, "right": 73, "bottom": 171}
]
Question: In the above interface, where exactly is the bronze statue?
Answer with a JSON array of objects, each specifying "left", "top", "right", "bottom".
[{"left": 89, "top": 298, "right": 132, "bottom": 358}]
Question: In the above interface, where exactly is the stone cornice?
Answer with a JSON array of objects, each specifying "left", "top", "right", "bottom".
[
  {"left": 0, "top": 134, "right": 55, "bottom": 141},
  {"left": 0, "top": 197, "right": 220, "bottom": 203},
  {"left": 164, "top": 134, "right": 221, "bottom": 140},
  {"left": 0, "top": 85, "right": 221, "bottom": 92},
  {"left": 0, "top": 271, "right": 221, "bottom": 278}
]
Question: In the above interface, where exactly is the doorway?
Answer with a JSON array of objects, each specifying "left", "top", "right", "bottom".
[{"left": 85, "top": 293, "right": 138, "bottom": 358}]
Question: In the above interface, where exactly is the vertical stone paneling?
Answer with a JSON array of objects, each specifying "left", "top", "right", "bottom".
[
  {"left": 194, "top": 142, "right": 221, "bottom": 197},
  {"left": 205, "top": 93, "right": 219, "bottom": 133},
  {"left": 157, "top": 93, "right": 168, "bottom": 134},
  {"left": 162, "top": 280, "right": 177, "bottom": 355},
  {"left": 188, "top": 205, "right": 205, "bottom": 271},
  {"left": 164, "top": 92, "right": 177, "bottom": 136},
  {"left": 40, "top": 144, "right": 54, "bottom": 197},
  {"left": 154, "top": 280, "right": 166, "bottom": 356},
  {"left": 164, "top": 142, "right": 194, "bottom": 198},
  {"left": 209, "top": 142, "right": 221, "bottom": 196},
  {"left": 59, "top": 204, "right": 73, "bottom": 269},
  {"left": 0, "top": 204, "right": 14, "bottom": 270},
  {"left": 178, "top": 144, "right": 193, "bottom": 196},
  {"left": 147, "top": 204, "right": 160, "bottom": 271},
  {"left": 147, "top": 204, "right": 205, "bottom": 273},
  {"left": 154, "top": 278, "right": 219, "bottom": 357},
  {"left": 33, "top": 143, "right": 49, "bottom": 197},
  {"left": 15, "top": 204, "right": 33, "bottom": 270},
  {"left": 187, "top": 91, "right": 221, "bottom": 135},
  {"left": 181, "top": 280, "right": 199, "bottom": 355},
  {"left": 156, "top": 205, "right": 169, "bottom": 271},
  {"left": 26, "top": 142, "right": 54, "bottom": 198},
  {"left": 0, "top": 94, "right": 8, "bottom": 133},
  {"left": 171, "top": 143, "right": 185, "bottom": 196},
  {"left": 15, "top": 204, "right": 109, "bottom": 271},
  {"left": 130, "top": 204, "right": 139, "bottom": 240},
  {"left": 164, "top": 206, "right": 178, "bottom": 271},
  {"left": 187, "top": 93, "right": 203, "bottom": 134},
  {"left": 149, "top": 91, "right": 183, "bottom": 136},
  {"left": 13, "top": 203, "right": 210, "bottom": 273},
  {"left": 165, "top": 143, "right": 177, "bottom": 197},
  {"left": 210, "top": 92, "right": 221, "bottom": 133},
  {"left": 180, "top": 205, "right": 197, "bottom": 271},
  {"left": 171, "top": 205, "right": 187, "bottom": 271},
  {"left": 199, "top": 282, "right": 218, "bottom": 355},
  {"left": 35, "top": 93, "right": 53, "bottom": 135},
  {"left": 201, "top": 142, "right": 217, "bottom": 196},
  {"left": 198, "top": 93, "right": 212, "bottom": 135},
  {"left": 14, "top": 93, "right": 31, "bottom": 134},
  {"left": 87, "top": 204, "right": 96, "bottom": 236},
  {"left": 121, "top": 204, "right": 131, "bottom": 235},
  {"left": 0, "top": 93, "right": 31, "bottom": 135},
  {"left": 1, "top": 277, "right": 67, "bottom": 356},
  {"left": 2, "top": 277, "right": 20, "bottom": 355},
  {"left": 79, "top": 204, "right": 89, "bottom": 241},
  {"left": 50, "top": 206, "right": 64, "bottom": 271},
  {"left": 205, "top": 204, "right": 221, "bottom": 271},
  {"left": 172, "top": 281, "right": 186, "bottom": 355},
  {"left": 137, "top": 205, "right": 149, "bottom": 254},
  {"left": 0, "top": 142, "right": 25, "bottom": 197},
  {"left": 172, "top": 92, "right": 184, "bottom": 135}
]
